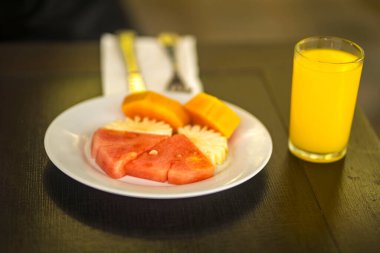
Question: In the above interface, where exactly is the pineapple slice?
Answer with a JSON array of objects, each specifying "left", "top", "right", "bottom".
[
  {"left": 178, "top": 125, "right": 228, "bottom": 165},
  {"left": 104, "top": 117, "right": 173, "bottom": 136}
]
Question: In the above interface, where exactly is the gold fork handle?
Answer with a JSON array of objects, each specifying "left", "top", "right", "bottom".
[{"left": 118, "top": 30, "right": 146, "bottom": 93}]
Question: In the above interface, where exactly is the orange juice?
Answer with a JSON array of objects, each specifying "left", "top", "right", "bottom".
[{"left": 289, "top": 47, "right": 363, "bottom": 162}]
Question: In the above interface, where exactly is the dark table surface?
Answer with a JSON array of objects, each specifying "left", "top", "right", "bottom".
[{"left": 0, "top": 42, "right": 379, "bottom": 253}]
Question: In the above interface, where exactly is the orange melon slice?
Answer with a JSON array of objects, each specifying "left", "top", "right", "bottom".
[
  {"left": 121, "top": 91, "right": 190, "bottom": 130},
  {"left": 184, "top": 92, "right": 240, "bottom": 138}
]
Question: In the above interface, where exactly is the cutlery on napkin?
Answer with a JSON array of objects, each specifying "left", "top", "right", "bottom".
[{"left": 100, "top": 32, "right": 203, "bottom": 100}]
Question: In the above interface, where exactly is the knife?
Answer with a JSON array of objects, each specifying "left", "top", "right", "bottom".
[{"left": 117, "top": 30, "right": 147, "bottom": 93}]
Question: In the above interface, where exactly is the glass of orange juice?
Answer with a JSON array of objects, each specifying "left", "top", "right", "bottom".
[{"left": 289, "top": 36, "right": 364, "bottom": 163}]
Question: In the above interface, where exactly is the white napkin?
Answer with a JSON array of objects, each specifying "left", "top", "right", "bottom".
[{"left": 100, "top": 33, "right": 203, "bottom": 100}]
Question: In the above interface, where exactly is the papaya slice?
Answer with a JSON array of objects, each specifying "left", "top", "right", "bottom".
[
  {"left": 184, "top": 92, "right": 240, "bottom": 138},
  {"left": 121, "top": 91, "right": 190, "bottom": 130}
]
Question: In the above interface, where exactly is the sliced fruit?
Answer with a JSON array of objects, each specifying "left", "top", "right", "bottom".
[
  {"left": 122, "top": 139, "right": 173, "bottom": 183},
  {"left": 178, "top": 125, "right": 228, "bottom": 165},
  {"left": 91, "top": 128, "right": 168, "bottom": 178},
  {"left": 184, "top": 92, "right": 240, "bottom": 138},
  {"left": 124, "top": 134, "right": 215, "bottom": 184},
  {"left": 168, "top": 136, "right": 216, "bottom": 185},
  {"left": 95, "top": 145, "right": 138, "bottom": 179},
  {"left": 121, "top": 91, "right": 190, "bottom": 130},
  {"left": 104, "top": 117, "right": 172, "bottom": 136}
]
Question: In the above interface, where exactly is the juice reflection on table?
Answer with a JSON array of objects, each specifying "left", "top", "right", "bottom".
[{"left": 289, "top": 47, "right": 363, "bottom": 162}]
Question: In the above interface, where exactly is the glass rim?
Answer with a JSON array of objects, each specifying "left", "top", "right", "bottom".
[{"left": 295, "top": 36, "right": 365, "bottom": 64}]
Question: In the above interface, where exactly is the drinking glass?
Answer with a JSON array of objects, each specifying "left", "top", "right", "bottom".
[{"left": 289, "top": 36, "right": 364, "bottom": 163}]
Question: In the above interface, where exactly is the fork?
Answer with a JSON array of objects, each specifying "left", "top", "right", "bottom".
[
  {"left": 118, "top": 30, "right": 147, "bottom": 93},
  {"left": 159, "top": 32, "right": 192, "bottom": 93}
]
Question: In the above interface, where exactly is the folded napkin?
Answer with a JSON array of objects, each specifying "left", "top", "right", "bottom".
[{"left": 100, "top": 33, "right": 203, "bottom": 100}]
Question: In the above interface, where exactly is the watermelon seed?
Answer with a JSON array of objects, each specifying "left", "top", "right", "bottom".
[{"left": 149, "top": 150, "right": 158, "bottom": 155}]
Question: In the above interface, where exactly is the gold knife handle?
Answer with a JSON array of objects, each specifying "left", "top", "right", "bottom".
[{"left": 117, "top": 30, "right": 146, "bottom": 93}]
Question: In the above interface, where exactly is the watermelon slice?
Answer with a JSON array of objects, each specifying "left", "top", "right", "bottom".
[
  {"left": 91, "top": 128, "right": 168, "bottom": 178},
  {"left": 91, "top": 129, "right": 216, "bottom": 184},
  {"left": 124, "top": 134, "right": 215, "bottom": 184},
  {"left": 168, "top": 147, "right": 216, "bottom": 185}
]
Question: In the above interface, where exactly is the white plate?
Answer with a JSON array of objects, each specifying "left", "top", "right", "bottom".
[{"left": 44, "top": 94, "right": 272, "bottom": 199}]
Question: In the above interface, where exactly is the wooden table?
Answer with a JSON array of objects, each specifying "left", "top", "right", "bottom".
[{"left": 0, "top": 42, "right": 379, "bottom": 253}]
